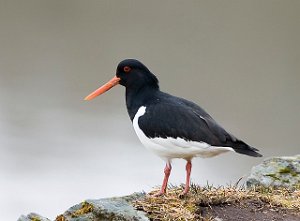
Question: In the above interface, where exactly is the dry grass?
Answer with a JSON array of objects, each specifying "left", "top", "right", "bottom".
[{"left": 133, "top": 183, "right": 300, "bottom": 221}]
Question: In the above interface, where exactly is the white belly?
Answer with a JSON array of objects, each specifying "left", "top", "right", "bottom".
[{"left": 132, "top": 106, "right": 234, "bottom": 161}]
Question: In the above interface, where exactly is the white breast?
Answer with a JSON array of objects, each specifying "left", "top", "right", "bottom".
[{"left": 132, "top": 106, "right": 234, "bottom": 162}]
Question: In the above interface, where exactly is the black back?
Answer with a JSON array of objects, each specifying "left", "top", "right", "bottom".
[{"left": 116, "top": 59, "right": 262, "bottom": 157}]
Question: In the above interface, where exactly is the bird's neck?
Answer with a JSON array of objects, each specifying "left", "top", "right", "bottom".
[{"left": 126, "top": 85, "right": 159, "bottom": 121}]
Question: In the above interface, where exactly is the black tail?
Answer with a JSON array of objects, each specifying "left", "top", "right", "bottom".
[{"left": 231, "top": 140, "right": 262, "bottom": 157}]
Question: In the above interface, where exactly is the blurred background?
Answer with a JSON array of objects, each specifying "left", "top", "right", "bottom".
[{"left": 1, "top": 0, "right": 299, "bottom": 220}]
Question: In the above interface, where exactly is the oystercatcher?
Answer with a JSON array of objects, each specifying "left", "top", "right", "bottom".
[{"left": 85, "top": 59, "right": 262, "bottom": 196}]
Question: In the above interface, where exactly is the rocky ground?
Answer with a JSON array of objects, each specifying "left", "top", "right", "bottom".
[
  {"left": 18, "top": 155, "right": 300, "bottom": 221},
  {"left": 18, "top": 185, "right": 300, "bottom": 221}
]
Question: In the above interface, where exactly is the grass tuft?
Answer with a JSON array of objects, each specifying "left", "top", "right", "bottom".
[{"left": 133, "top": 183, "right": 300, "bottom": 221}]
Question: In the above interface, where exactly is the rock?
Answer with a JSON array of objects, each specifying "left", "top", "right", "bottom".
[
  {"left": 17, "top": 213, "right": 51, "bottom": 221},
  {"left": 57, "top": 192, "right": 149, "bottom": 221},
  {"left": 18, "top": 193, "right": 149, "bottom": 221},
  {"left": 246, "top": 155, "right": 300, "bottom": 188}
]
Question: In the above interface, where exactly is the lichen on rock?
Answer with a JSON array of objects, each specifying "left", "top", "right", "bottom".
[
  {"left": 55, "top": 192, "right": 149, "bottom": 221},
  {"left": 17, "top": 213, "right": 51, "bottom": 221},
  {"left": 246, "top": 155, "right": 300, "bottom": 188}
]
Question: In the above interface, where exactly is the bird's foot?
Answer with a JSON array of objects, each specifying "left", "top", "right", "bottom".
[
  {"left": 152, "top": 191, "right": 166, "bottom": 197},
  {"left": 179, "top": 189, "right": 189, "bottom": 199}
]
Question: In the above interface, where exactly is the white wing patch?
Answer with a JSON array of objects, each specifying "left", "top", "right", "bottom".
[{"left": 133, "top": 106, "right": 234, "bottom": 161}]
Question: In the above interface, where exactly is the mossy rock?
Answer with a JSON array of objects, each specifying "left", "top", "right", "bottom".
[
  {"left": 55, "top": 192, "right": 149, "bottom": 221},
  {"left": 17, "top": 213, "right": 51, "bottom": 221},
  {"left": 246, "top": 155, "right": 300, "bottom": 189}
]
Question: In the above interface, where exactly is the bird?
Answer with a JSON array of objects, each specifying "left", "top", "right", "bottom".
[{"left": 84, "top": 59, "right": 262, "bottom": 196}]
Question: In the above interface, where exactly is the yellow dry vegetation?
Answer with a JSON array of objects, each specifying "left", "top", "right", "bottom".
[{"left": 133, "top": 184, "right": 300, "bottom": 221}]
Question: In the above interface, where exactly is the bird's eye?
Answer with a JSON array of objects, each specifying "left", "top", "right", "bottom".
[{"left": 124, "top": 66, "right": 131, "bottom": 73}]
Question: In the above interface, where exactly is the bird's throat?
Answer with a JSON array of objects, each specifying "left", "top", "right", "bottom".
[{"left": 126, "top": 86, "right": 158, "bottom": 121}]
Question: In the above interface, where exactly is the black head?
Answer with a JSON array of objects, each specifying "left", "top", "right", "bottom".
[
  {"left": 84, "top": 59, "right": 159, "bottom": 101},
  {"left": 116, "top": 59, "right": 159, "bottom": 90}
]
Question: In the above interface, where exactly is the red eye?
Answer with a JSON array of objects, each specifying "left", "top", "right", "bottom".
[{"left": 124, "top": 66, "right": 131, "bottom": 73}]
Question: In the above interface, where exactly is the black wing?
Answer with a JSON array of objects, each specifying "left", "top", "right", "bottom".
[{"left": 139, "top": 93, "right": 262, "bottom": 157}]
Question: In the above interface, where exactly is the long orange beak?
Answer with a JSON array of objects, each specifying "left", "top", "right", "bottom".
[{"left": 84, "top": 76, "right": 120, "bottom": 100}]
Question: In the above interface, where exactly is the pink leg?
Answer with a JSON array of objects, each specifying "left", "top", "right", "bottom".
[
  {"left": 182, "top": 161, "right": 192, "bottom": 195},
  {"left": 155, "top": 162, "right": 172, "bottom": 196}
]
